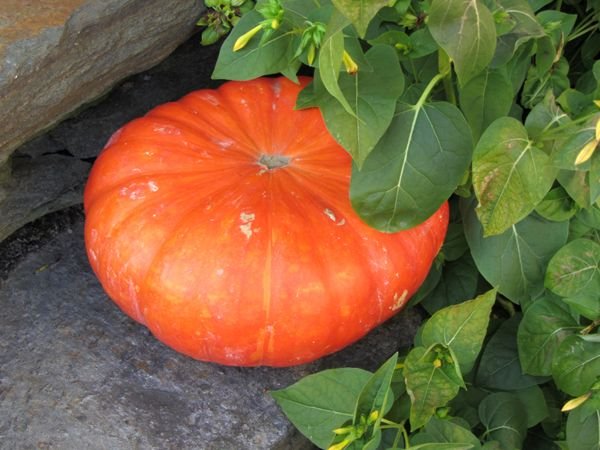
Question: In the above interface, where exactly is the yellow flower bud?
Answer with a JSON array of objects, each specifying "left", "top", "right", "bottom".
[
  {"left": 233, "top": 24, "right": 263, "bottom": 52},
  {"left": 332, "top": 426, "right": 353, "bottom": 435},
  {"left": 433, "top": 358, "right": 442, "bottom": 368},
  {"left": 368, "top": 410, "right": 379, "bottom": 423},
  {"left": 307, "top": 44, "right": 316, "bottom": 65},
  {"left": 574, "top": 139, "right": 598, "bottom": 165},
  {"left": 342, "top": 50, "right": 358, "bottom": 75},
  {"left": 561, "top": 392, "right": 591, "bottom": 412},
  {"left": 327, "top": 437, "right": 353, "bottom": 450}
]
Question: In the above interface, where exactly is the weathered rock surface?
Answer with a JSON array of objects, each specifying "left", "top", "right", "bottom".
[
  {"left": 0, "top": 30, "right": 221, "bottom": 244},
  {"left": 0, "top": 214, "right": 422, "bottom": 449},
  {"left": 0, "top": 0, "right": 204, "bottom": 165}
]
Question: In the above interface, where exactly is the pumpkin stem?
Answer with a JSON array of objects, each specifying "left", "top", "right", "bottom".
[{"left": 258, "top": 154, "right": 291, "bottom": 170}]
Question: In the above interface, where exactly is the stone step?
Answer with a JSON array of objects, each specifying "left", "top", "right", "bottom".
[{"left": 0, "top": 18, "right": 423, "bottom": 450}]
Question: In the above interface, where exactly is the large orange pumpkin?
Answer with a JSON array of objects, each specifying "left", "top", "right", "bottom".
[{"left": 84, "top": 77, "right": 448, "bottom": 367}]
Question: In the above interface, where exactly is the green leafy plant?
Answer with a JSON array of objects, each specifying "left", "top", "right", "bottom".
[
  {"left": 203, "top": 0, "right": 600, "bottom": 448},
  {"left": 197, "top": 0, "right": 255, "bottom": 45}
]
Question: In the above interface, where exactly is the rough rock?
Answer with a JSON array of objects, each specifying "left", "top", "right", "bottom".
[
  {"left": 0, "top": 31, "right": 221, "bottom": 244},
  {"left": 0, "top": 215, "right": 423, "bottom": 449},
  {"left": 0, "top": 0, "right": 204, "bottom": 165}
]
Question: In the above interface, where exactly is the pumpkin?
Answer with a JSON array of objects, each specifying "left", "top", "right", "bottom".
[{"left": 84, "top": 77, "right": 448, "bottom": 367}]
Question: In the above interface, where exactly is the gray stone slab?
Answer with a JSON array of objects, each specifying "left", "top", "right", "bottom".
[{"left": 0, "top": 213, "right": 422, "bottom": 449}]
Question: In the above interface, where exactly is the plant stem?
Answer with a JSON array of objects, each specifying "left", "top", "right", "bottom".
[
  {"left": 581, "top": 319, "right": 600, "bottom": 335},
  {"left": 568, "top": 14, "right": 599, "bottom": 42},
  {"left": 401, "top": 425, "right": 410, "bottom": 448},
  {"left": 416, "top": 72, "right": 445, "bottom": 109},
  {"left": 538, "top": 111, "right": 599, "bottom": 141},
  {"left": 497, "top": 296, "right": 516, "bottom": 317}
]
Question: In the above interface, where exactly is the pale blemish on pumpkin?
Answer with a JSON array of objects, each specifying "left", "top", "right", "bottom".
[
  {"left": 272, "top": 79, "right": 282, "bottom": 97},
  {"left": 215, "top": 268, "right": 224, "bottom": 276},
  {"left": 147, "top": 181, "right": 159, "bottom": 192},
  {"left": 202, "top": 93, "right": 220, "bottom": 106},
  {"left": 323, "top": 208, "right": 346, "bottom": 226},
  {"left": 391, "top": 290, "right": 409, "bottom": 311},
  {"left": 239, "top": 212, "right": 256, "bottom": 239},
  {"left": 215, "top": 138, "right": 234, "bottom": 149},
  {"left": 152, "top": 124, "right": 182, "bottom": 136}
]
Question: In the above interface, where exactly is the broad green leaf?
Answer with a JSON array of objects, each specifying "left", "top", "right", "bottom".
[
  {"left": 428, "top": 0, "right": 496, "bottom": 85},
  {"left": 369, "top": 28, "right": 438, "bottom": 60},
  {"left": 569, "top": 212, "right": 600, "bottom": 242},
  {"left": 528, "top": 0, "right": 553, "bottom": 11},
  {"left": 459, "top": 68, "right": 514, "bottom": 140},
  {"left": 314, "top": 45, "right": 404, "bottom": 167},
  {"left": 491, "top": 0, "right": 545, "bottom": 66},
  {"left": 536, "top": 11, "right": 577, "bottom": 47},
  {"left": 422, "top": 289, "right": 496, "bottom": 374},
  {"left": 409, "top": 444, "right": 476, "bottom": 450},
  {"left": 271, "top": 367, "right": 371, "bottom": 448},
  {"left": 443, "top": 219, "right": 469, "bottom": 261},
  {"left": 480, "top": 443, "right": 503, "bottom": 450},
  {"left": 552, "top": 122, "right": 598, "bottom": 170},
  {"left": 552, "top": 335, "right": 600, "bottom": 396},
  {"left": 421, "top": 253, "right": 479, "bottom": 315},
  {"left": 535, "top": 187, "right": 579, "bottom": 222},
  {"left": 524, "top": 91, "right": 568, "bottom": 138},
  {"left": 514, "top": 385, "right": 549, "bottom": 427},
  {"left": 504, "top": 40, "right": 535, "bottom": 94},
  {"left": 522, "top": 56, "right": 570, "bottom": 109},
  {"left": 353, "top": 353, "right": 398, "bottom": 429},
  {"left": 557, "top": 88, "right": 594, "bottom": 118},
  {"left": 282, "top": 0, "right": 333, "bottom": 28},
  {"left": 559, "top": 170, "right": 588, "bottom": 209},
  {"left": 318, "top": 10, "right": 354, "bottom": 117},
  {"left": 578, "top": 205, "right": 600, "bottom": 230},
  {"left": 409, "top": 260, "right": 443, "bottom": 308},
  {"left": 212, "top": 11, "right": 295, "bottom": 80},
  {"left": 517, "top": 294, "right": 582, "bottom": 376},
  {"left": 472, "top": 117, "right": 556, "bottom": 236},
  {"left": 330, "top": 0, "right": 389, "bottom": 38},
  {"left": 566, "top": 407, "right": 600, "bottom": 450},
  {"left": 462, "top": 199, "right": 569, "bottom": 304},
  {"left": 403, "top": 346, "right": 462, "bottom": 430},
  {"left": 545, "top": 239, "right": 600, "bottom": 298},
  {"left": 535, "top": 35, "right": 557, "bottom": 76},
  {"left": 412, "top": 417, "right": 482, "bottom": 449},
  {"left": 295, "top": 81, "right": 318, "bottom": 109},
  {"left": 479, "top": 392, "right": 528, "bottom": 450},
  {"left": 563, "top": 293, "right": 600, "bottom": 321},
  {"left": 477, "top": 315, "right": 548, "bottom": 390},
  {"left": 450, "top": 387, "right": 488, "bottom": 429},
  {"left": 350, "top": 102, "right": 473, "bottom": 232},
  {"left": 579, "top": 389, "right": 600, "bottom": 420},
  {"left": 524, "top": 91, "right": 570, "bottom": 155}
]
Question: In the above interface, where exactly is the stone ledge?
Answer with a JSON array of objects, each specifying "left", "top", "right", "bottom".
[{"left": 0, "top": 0, "right": 203, "bottom": 164}]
